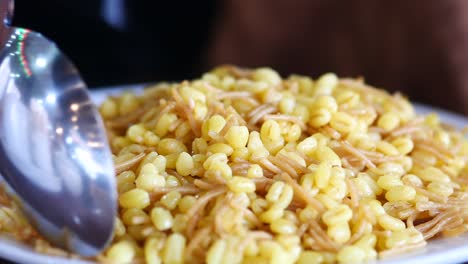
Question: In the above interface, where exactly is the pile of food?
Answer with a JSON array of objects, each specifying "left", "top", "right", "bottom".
[{"left": 1, "top": 65, "right": 468, "bottom": 263}]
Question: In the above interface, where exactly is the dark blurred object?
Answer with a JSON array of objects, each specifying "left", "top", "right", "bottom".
[
  {"left": 207, "top": 0, "right": 468, "bottom": 115},
  {"left": 14, "top": 0, "right": 217, "bottom": 86}
]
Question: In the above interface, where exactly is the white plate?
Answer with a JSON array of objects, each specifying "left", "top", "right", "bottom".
[{"left": 0, "top": 85, "right": 467, "bottom": 264}]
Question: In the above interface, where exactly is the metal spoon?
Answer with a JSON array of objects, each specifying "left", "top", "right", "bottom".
[{"left": 0, "top": 0, "right": 116, "bottom": 256}]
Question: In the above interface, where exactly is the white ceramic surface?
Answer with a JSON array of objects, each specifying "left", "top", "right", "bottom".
[{"left": 0, "top": 86, "right": 467, "bottom": 264}]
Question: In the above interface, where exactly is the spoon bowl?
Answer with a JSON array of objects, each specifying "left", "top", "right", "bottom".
[{"left": 0, "top": 0, "right": 116, "bottom": 256}]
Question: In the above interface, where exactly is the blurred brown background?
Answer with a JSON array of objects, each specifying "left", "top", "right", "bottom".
[
  {"left": 207, "top": 0, "right": 468, "bottom": 115},
  {"left": 14, "top": 0, "right": 468, "bottom": 115}
]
